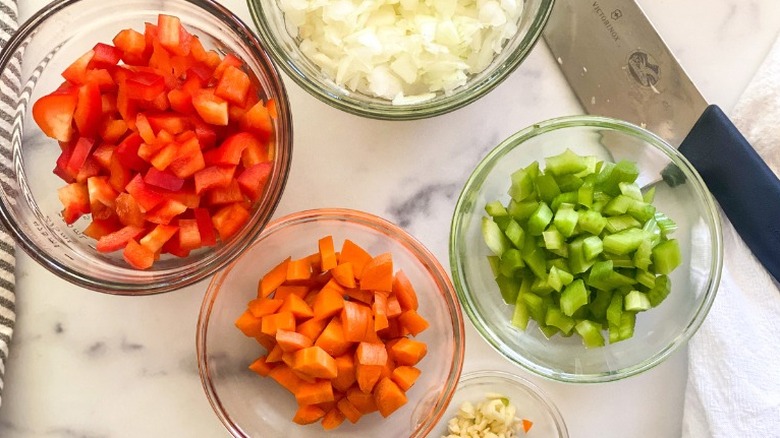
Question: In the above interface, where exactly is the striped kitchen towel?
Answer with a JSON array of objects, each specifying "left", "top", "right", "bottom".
[{"left": 0, "top": 0, "right": 17, "bottom": 407}]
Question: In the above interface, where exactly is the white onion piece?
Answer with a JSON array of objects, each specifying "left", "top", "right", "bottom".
[{"left": 282, "top": 0, "right": 524, "bottom": 104}]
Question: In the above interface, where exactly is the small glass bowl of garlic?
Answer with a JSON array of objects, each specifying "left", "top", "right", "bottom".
[
  {"left": 439, "top": 371, "right": 568, "bottom": 438},
  {"left": 247, "top": 0, "right": 554, "bottom": 120}
]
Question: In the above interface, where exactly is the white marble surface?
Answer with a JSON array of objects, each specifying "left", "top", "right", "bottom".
[{"left": 2, "top": 0, "right": 779, "bottom": 437}]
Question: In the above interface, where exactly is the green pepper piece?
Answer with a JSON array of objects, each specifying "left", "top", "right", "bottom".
[
  {"left": 527, "top": 202, "right": 553, "bottom": 236},
  {"left": 545, "top": 307, "right": 576, "bottom": 334},
  {"left": 545, "top": 148, "right": 588, "bottom": 176},
  {"left": 575, "top": 319, "right": 605, "bottom": 348},
  {"left": 534, "top": 173, "right": 561, "bottom": 204},
  {"left": 553, "top": 203, "right": 579, "bottom": 237}
]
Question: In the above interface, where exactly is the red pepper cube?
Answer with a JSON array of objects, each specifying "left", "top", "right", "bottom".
[
  {"left": 123, "top": 239, "right": 155, "bottom": 269},
  {"left": 205, "top": 179, "right": 243, "bottom": 205},
  {"left": 96, "top": 225, "right": 145, "bottom": 253},
  {"left": 194, "top": 165, "right": 236, "bottom": 194},
  {"left": 32, "top": 88, "right": 79, "bottom": 142},
  {"left": 178, "top": 218, "right": 202, "bottom": 250},
  {"left": 125, "top": 173, "right": 165, "bottom": 212},
  {"left": 112, "top": 28, "right": 146, "bottom": 65},
  {"left": 126, "top": 70, "right": 165, "bottom": 102},
  {"left": 65, "top": 136, "right": 96, "bottom": 177},
  {"left": 57, "top": 182, "right": 90, "bottom": 225},
  {"left": 212, "top": 202, "right": 250, "bottom": 241},
  {"left": 114, "top": 192, "right": 146, "bottom": 228},
  {"left": 144, "top": 167, "right": 184, "bottom": 192},
  {"left": 204, "top": 132, "right": 258, "bottom": 166},
  {"left": 139, "top": 224, "right": 179, "bottom": 253},
  {"left": 192, "top": 89, "right": 228, "bottom": 126},
  {"left": 87, "top": 176, "right": 118, "bottom": 220},
  {"left": 215, "top": 65, "right": 251, "bottom": 105},
  {"left": 73, "top": 82, "right": 102, "bottom": 138},
  {"left": 157, "top": 14, "right": 192, "bottom": 56},
  {"left": 146, "top": 113, "right": 189, "bottom": 135},
  {"left": 214, "top": 53, "right": 243, "bottom": 79},
  {"left": 241, "top": 100, "right": 274, "bottom": 141},
  {"left": 114, "top": 133, "right": 147, "bottom": 171},
  {"left": 90, "top": 43, "right": 123, "bottom": 68},
  {"left": 168, "top": 136, "right": 205, "bottom": 179},
  {"left": 193, "top": 207, "right": 217, "bottom": 246},
  {"left": 99, "top": 119, "right": 128, "bottom": 144},
  {"left": 237, "top": 162, "right": 272, "bottom": 202},
  {"left": 61, "top": 49, "right": 95, "bottom": 85},
  {"left": 145, "top": 198, "right": 188, "bottom": 225}
]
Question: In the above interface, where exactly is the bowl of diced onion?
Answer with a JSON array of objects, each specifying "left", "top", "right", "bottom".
[
  {"left": 438, "top": 370, "right": 568, "bottom": 438},
  {"left": 246, "top": 0, "right": 554, "bottom": 119}
]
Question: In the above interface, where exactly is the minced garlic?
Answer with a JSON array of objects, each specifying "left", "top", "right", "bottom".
[{"left": 443, "top": 393, "right": 528, "bottom": 438}]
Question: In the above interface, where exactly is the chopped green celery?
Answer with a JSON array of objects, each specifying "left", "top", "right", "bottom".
[
  {"left": 511, "top": 273, "right": 533, "bottom": 329},
  {"left": 596, "top": 160, "right": 640, "bottom": 196},
  {"left": 521, "top": 292, "right": 546, "bottom": 324},
  {"left": 595, "top": 161, "right": 616, "bottom": 193},
  {"left": 604, "top": 253, "right": 635, "bottom": 268},
  {"left": 538, "top": 324, "right": 561, "bottom": 339},
  {"left": 543, "top": 227, "right": 565, "bottom": 250},
  {"left": 551, "top": 191, "right": 578, "bottom": 212},
  {"left": 568, "top": 238, "right": 595, "bottom": 274},
  {"left": 531, "top": 276, "right": 554, "bottom": 296},
  {"left": 545, "top": 307, "right": 575, "bottom": 334},
  {"left": 499, "top": 249, "right": 525, "bottom": 277},
  {"left": 482, "top": 217, "right": 511, "bottom": 256},
  {"left": 606, "top": 292, "right": 623, "bottom": 326},
  {"left": 527, "top": 202, "right": 553, "bottom": 236},
  {"left": 560, "top": 279, "right": 589, "bottom": 316},
  {"left": 627, "top": 201, "right": 656, "bottom": 223},
  {"left": 508, "top": 167, "right": 535, "bottom": 202},
  {"left": 608, "top": 324, "right": 621, "bottom": 344},
  {"left": 635, "top": 269, "right": 656, "bottom": 289},
  {"left": 589, "top": 289, "right": 612, "bottom": 320},
  {"left": 642, "top": 215, "right": 662, "bottom": 246},
  {"left": 485, "top": 200, "right": 508, "bottom": 217},
  {"left": 587, "top": 260, "right": 636, "bottom": 291},
  {"left": 642, "top": 186, "right": 656, "bottom": 203},
  {"left": 547, "top": 258, "right": 569, "bottom": 271},
  {"left": 487, "top": 256, "right": 501, "bottom": 278},
  {"left": 617, "top": 311, "right": 636, "bottom": 341},
  {"left": 603, "top": 228, "right": 647, "bottom": 255},
  {"left": 521, "top": 233, "right": 548, "bottom": 279},
  {"left": 575, "top": 320, "right": 605, "bottom": 348},
  {"left": 534, "top": 173, "right": 561, "bottom": 204},
  {"left": 547, "top": 265, "right": 574, "bottom": 292},
  {"left": 624, "top": 290, "right": 651, "bottom": 312},
  {"left": 504, "top": 219, "right": 525, "bottom": 249},
  {"left": 547, "top": 245, "right": 569, "bottom": 259},
  {"left": 605, "top": 215, "right": 642, "bottom": 233},
  {"left": 602, "top": 194, "right": 635, "bottom": 216},
  {"left": 619, "top": 182, "right": 644, "bottom": 201},
  {"left": 496, "top": 274, "right": 521, "bottom": 305},
  {"left": 654, "top": 212, "right": 678, "bottom": 237},
  {"left": 553, "top": 203, "right": 579, "bottom": 237},
  {"left": 508, "top": 199, "right": 539, "bottom": 221},
  {"left": 494, "top": 216, "right": 513, "bottom": 231},
  {"left": 575, "top": 156, "right": 601, "bottom": 178},
  {"left": 525, "top": 160, "right": 541, "bottom": 179},
  {"left": 652, "top": 239, "right": 681, "bottom": 275},
  {"left": 591, "top": 201, "right": 605, "bottom": 213},
  {"left": 555, "top": 174, "right": 584, "bottom": 192},
  {"left": 633, "top": 239, "right": 653, "bottom": 271},
  {"left": 545, "top": 148, "right": 588, "bottom": 176},
  {"left": 593, "top": 190, "right": 613, "bottom": 205},
  {"left": 647, "top": 274, "right": 671, "bottom": 307},
  {"left": 582, "top": 235, "right": 603, "bottom": 260},
  {"left": 578, "top": 210, "right": 607, "bottom": 235},
  {"left": 578, "top": 181, "right": 594, "bottom": 208}
]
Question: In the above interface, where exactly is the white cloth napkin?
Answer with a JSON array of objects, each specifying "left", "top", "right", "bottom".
[
  {"left": 0, "top": 0, "right": 16, "bottom": 408},
  {"left": 681, "top": 35, "right": 780, "bottom": 438}
]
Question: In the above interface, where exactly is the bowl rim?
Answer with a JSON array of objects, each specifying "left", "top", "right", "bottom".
[
  {"left": 449, "top": 115, "right": 724, "bottom": 383},
  {"left": 448, "top": 370, "right": 570, "bottom": 437},
  {"left": 0, "top": 0, "right": 294, "bottom": 295},
  {"left": 197, "top": 207, "right": 466, "bottom": 437},
  {"left": 245, "top": 0, "right": 556, "bottom": 120}
]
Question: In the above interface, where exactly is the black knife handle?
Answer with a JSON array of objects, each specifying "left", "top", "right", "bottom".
[{"left": 678, "top": 104, "right": 780, "bottom": 282}]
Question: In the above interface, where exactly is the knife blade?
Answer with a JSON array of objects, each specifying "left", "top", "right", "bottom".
[{"left": 543, "top": 0, "right": 780, "bottom": 283}]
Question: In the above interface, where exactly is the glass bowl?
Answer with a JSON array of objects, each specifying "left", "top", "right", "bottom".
[
  {"left": 437, "top": 370, "right": 568, "bottom": 437},
  {"left": 197, "top": 208, "right": 465, "bottom": 437},
  {"left": 246, "top": 0, "right": 554, "bottom": 120},
  {"left": 0, "top": 0, "right": 293, "bottom": 294},
  {"left": 449, "top": 116, "right": 723, "bottom": 383}
]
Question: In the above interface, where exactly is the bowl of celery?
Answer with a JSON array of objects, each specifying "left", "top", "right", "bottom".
[{"left": 449, "top": 115, "right": 723, "bottom": 383}]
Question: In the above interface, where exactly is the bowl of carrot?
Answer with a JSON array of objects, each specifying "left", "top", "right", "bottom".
[{"left": 197, "top": 208, "right": 465, "bottom": 437}]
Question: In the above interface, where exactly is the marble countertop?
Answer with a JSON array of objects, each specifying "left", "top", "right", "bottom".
[{"left": 2, "top": 0, "right": 779, "bottom": 437}]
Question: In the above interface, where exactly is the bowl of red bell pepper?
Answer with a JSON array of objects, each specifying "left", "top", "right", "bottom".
[{"left": 0, "top": 0, "right": 293, "bottom": 294}]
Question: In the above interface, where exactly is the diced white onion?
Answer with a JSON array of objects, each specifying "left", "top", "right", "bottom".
[
  {"left": 281, "top": 0, "right": 525, "bottom": 104},
  {"left": 443, "top": 394, "right": 526, "bottom": 438}
]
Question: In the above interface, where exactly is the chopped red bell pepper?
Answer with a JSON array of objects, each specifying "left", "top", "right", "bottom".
[
  {"left": 122, "top": 238, "right": 155, "bottom": 269},
  {"left": 211, "top": 202, "right": 250, "bottom": 240},
  {"left": 57, "top": 182, "right": 90, "bottom": 224},
  {"left": 32, "top": 88, "right": 79, "bottom": 142}
]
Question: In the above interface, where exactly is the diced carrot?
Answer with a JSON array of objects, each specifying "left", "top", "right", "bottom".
[
  {"left": 315, "top": 318, "right": 352, "bottom": 357},
  {"left": 346, "top": 386, "right": 378, "bottom": 414},
  {"left": 287, "top": 257, "right": 312, "bottom": 282},
  {"left": 331, "top": 262, "right": 356, "bottom": 288},
  {"left": 247, "top": 297, "right": 283, "bottom": 318},
  {"left": 344, "top": 288, "right": 373, "bottom": 304},
  {"left": 386, "top": 293, "right": 403, "bottom": 318},
  {"left": 305, "top": 251, "right": 323, "bottom": 273},
  {"left": 298, "top": 317, "right": 329, "bottom": 342},
  {"left": 293, "top": 369, "right": 317, "bottom": 384},
  {"left": 356, "top": 363, "right": 383, "bottom": 394},
  {"left": 390, "top": 366, "right": 421, "bottom": 391},
  {"left": 380, "top": 355, "right": 396, "bottom": 380},
  {"left": 248, "top": 355, "right": 275, "bottom": 377},
  {"left": 373, "top": 377, "right": 408, "bottom": 418},
  {"left": 392, "top": 270, "right": 419, "bottom": 311},
  {"left": 261, "top": 311, "right": 296, "bottom": 337},
  {"left": 332, "top": 354, "right": 357, "bottom": 392},
  {"left": 274, "top": 285, "right": 309, "bottom": 301},
  {"left": 321, "top": 407, "right": 345, "bottom": 431},
  {"left": 337, "top": 397, "right": 363, "bottom": 424},
  {"left": 339, "top": 239, "right": 372, "bottom": 279},
  {"left": 356, "top": 342, "right": 388, "bottom": 366},
  {"left": 318, "top": 235, "right": 337, "bottom": 272},
  {"left": 373, "top": 292, "right": 390, "bottom": 331},
  {"left": 266, "top": 344, "right": 283, "bottom": 363},
  {"left": 267, "top": 364, "right": 303, "bottom": 394},
  {"left": 312, "top": 279, "right": 345, "bottom": 319},
  {"left": 292, "top": 346, "right": 338, "bottom": 379},
  {"left": 293, "top": 405, "right": 326, "bottom": 425},
  {"left": 281, "top": 352, "right": 296, "bottom": 368},
  {"left": 279, "top": 293, "right": 314, "bottom": 319},
  {"left": 399, "top": 309, "right": 430, "bottom": 336},
  {"left": 389, "top": 338, "right": 427, "bottom": 366},
  {"left": 295, "top": 380, "right": 335, "bottom": 406},
  {"left": 359, "top": 252, "right": 393, "bottom": 292},
  {"left": 522, "top": 419, "right": 534, "bottom": 433},
  {"left": 235, "top": 310, "right": 263, "bottom": 337},
  {"left": 259, "top": 257, "right": 290, "bottom": 298},
  {"left": 254, "top": 333, "right": 276, "bottom": 351},
  {"left": 276, "top": 329, "right": 313, "bottom": 353},
  {"left": 377, "top": 318, "right": 408, "bottom": 340},
  {"left": 341, "top": 300, "right": 373, "bottom": 343}
]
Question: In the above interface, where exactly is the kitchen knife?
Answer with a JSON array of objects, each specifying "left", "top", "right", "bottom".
[{"left": 542, "top": 0, "right": 780, "bottom": 283}]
